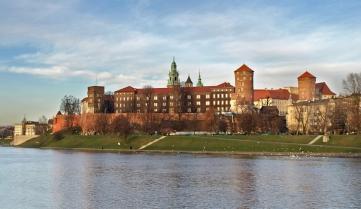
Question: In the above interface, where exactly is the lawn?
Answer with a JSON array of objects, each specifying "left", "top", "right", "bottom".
[
  {"left": 19, "top": 134, "right": 159, "bottom": 150},
  {"left": 145, "top": 135, "right": 361, "bottom": 153},
  {"left": 313, "top": 135, "right": 361, "bottom": 148},
  {"left": 200, "top": 134, "right": 316, "bottom": 144}
]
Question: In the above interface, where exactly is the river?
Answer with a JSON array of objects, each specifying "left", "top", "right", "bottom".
[{"left": 0, "top": 147, "right": 360, "bottom": 209}]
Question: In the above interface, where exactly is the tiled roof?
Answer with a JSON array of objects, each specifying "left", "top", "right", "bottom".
[
  {"left": 137, "top": 87, "right": 172, "bottom": 94},
  {"left": 298, "top": 71, "right": 316, "bottom": 79},
  {"left": 254, "top": 89, "right": 290, "bottom": 101},
  {"left": 234, "top": 64, "right": 254, "bottom": 73},
  {"left": 115, "top": 86, "right": 136, "bottom": 93},
  {"left": 214, "top": 82, "right": 234, "bottom": 88},
  {"left": 316, "top": 82, "right": 336, "bottom": 95}
]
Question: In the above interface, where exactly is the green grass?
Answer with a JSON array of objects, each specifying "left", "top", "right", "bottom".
[
  {"left": 18, "top": 133, "right": 361, "bottom": 154},
  {"left": 313, "top": 135, "right": 361, "bottom": 148},
  {"left": 145, "top": 135, "right": 361, "bottom": 153},
  {"left": 0, "top": 138, "right": 12, "bottom": 146},
  {"left": 201, "top": 134, "right": 316, "bottom": 144},
  {"left": 19, "top": 134, "right": 158, "bottom": 150}
]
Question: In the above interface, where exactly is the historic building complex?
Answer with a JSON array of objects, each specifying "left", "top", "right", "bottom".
[
  {"left": 80, "top": 59, "right": 336, "bottom": 117},
  {"left": 71, "top": 58, "right": 352, "bottom": 134}
]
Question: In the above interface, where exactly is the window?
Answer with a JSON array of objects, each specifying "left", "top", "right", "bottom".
[
  {"left": 154, "top": 108, "right": 158, "bottom": 112},
  {"left": 206, "top": 101, "right": 210, "bottom": 106},
  {"left": 170, "top": 95, "right": 174, "bottom": 100},
  {"left": 170, "top": 102, "right": 173, "bottom": 107},
  {"left": 197, "top": 108, "right": 201, "bottom": 112},
  {"left": 154, "top": 96, "right": 158, "bottom": 100},
  {"left": 206, "top": 94, "right": 210, "bottom": 99},
  {"left": 196, "top": 94, "right": 201, "bottom": 99},
  {"left": 163, "top": 96, "right": 167, "bottom": 100},
  {"left": 196, "top": 101, "right": 201, "bottom": 106},
  {"left": 187, "top": 108, "right": 192, "bottom": 113},
  {"left": 162, "top": 102, "right": 166, "bottom": 106},
  {"left": 187, "top": 95, "right": 191, "bottom": 99}
]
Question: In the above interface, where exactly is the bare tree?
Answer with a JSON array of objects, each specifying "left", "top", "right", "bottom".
[
  {"left": 95, "top": 114, "right": 108, "bottom": 135},
  {"left": 343, "top": 73, "right": 361, "bottom": 95},
  {"left": 111, "top": 116, "right": 133, "bottom": 142},
  {"left": 60, "top": 95, "right": 80, "bottom": 128},
  {"left": 60, "top": 95, "right": 80, "bottom": 115},
  {"left": 294, "top": 104, "right": 312, "bottom": 135}
]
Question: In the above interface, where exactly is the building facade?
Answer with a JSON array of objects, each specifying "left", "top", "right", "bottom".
[{"left": 80, "top": 60, "right": 336, "bottom": 118}]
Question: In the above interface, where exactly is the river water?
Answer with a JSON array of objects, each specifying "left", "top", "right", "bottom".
[{"left": 0, "top": 147, "right": 360, "bottom": 209}]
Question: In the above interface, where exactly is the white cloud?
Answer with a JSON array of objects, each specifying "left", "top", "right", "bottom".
[{"left": 0, "top": 0, "right": 361, "bottom": 94}]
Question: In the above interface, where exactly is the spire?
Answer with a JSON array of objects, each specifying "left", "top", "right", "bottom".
[
  {"left": 167, "top": 57, "right": 180, "bottom": 87},
  {"left": 196, "top": 70, "right": 203, "bottom": 87},
  {"left": 185, "top": 74, "right": 193, "bottom": 87}
]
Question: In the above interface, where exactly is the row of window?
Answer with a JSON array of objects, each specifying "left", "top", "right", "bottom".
[{"left": 116, "top": 93, "right": 231, "bottom": 102}]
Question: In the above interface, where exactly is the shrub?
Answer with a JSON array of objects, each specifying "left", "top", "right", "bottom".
[{"left": 53, "top": 131, "right": 64, "bottom": 141}]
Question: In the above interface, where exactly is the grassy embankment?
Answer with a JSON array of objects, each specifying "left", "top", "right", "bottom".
[
  {"left": 20, "top": 134, "right": 159, "bottom": 150},
  {"left": 144, "top": 135, "right": 361, "bottom": 153},
  {"left": 0, "top": 138, "right": 12, "bottom": 146},
  {"left": 19, "top": 133, "right": 361, "bottom": 154}
]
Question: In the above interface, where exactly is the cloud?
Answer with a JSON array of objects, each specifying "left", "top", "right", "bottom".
[{"left": 0, "top": 0, "right": 361, "bottom": 95}]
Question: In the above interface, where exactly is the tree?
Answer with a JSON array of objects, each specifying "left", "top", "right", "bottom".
[
  {"left": 111, "top": 116, "right": 133, "bottom": 142},
  {"left": 60, "top": 95, "right": 80, "bottom": 128},
  {"left": 103, "top": 91, "right": 115, "bottom": 113},
  {"left": 94, "top": 114, "right": 108, "bottom": 135},
  {"left": 60, "top": 95, "right": 80, "bottom": 115},
  {"left": 38, "top": 115, "right": 48, "bottom": 124},
  {"left": 343, "top": 72, "right": 361, "bottom": 95},
  {"left": 142, "top": 85, "right": 153, "bottom": 113}
]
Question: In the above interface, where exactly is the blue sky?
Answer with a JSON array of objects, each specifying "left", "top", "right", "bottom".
[{"left": 1, "top": 0, "right": 361, "bottom": 125}]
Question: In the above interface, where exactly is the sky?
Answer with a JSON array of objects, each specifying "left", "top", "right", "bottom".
[{"left": 0, "top": 0, "right": 361, "bottom": 125}]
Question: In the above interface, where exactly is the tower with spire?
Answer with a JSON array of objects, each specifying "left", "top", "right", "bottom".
[
  {"left": 167, "top": 57, "right": 181, "bottom": 88},
  {"left": 196, "top": 71, "right": 204, "bottom": 87},
  {"left": 185, "top": 74, "right": 193, "bottom": 87}
]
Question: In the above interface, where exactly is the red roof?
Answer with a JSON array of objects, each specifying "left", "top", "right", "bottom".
[
  {"left": 137, "top": 87, "right": 171, "bottom": 94},
  {"left": 183, "top": 86, "right": 212, "bottom": 93},
  {"left": 316, "top": 82, "right": 336, "bottom": 95},
  {"left": 298, "top": 71, "right": 316, "bottom": 79},
  {"left": 115, "top": 86, "right": 136, "bottom": 93},
  {"left": 254, "top": 89, "right": 290, "bottom": 101},
  {"left": 214, "top": 82, "right": 234, "bottom": 88},
  {"left": 234, "top": 64, "right": 254, "bottom": 73}
]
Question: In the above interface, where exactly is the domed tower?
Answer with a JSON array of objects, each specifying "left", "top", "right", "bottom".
[
  {"left": 298, "top": 71, "right": 316, "bottom": 101},
  {"left": 167, "top": 57, "right": 180, "bottom": 88},
  {"left": 232, "top": 64, "right": 254, "bottom": 107}
]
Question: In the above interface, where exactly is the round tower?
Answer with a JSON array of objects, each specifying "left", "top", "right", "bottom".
[{"left": 298, "top": 71, "right": 316, "bottom": 101}]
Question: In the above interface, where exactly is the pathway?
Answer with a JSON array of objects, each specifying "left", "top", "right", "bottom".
[
  {"left": 138, "top": 136, "right": 167, "bottom": 150},
  {"left": 308, "top": 135, "right": 323, "bottom": 145}
]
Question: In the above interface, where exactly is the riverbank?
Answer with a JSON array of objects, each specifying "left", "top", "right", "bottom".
[{"left": 17, "top": 134, "right": 361, "bottom": 157}]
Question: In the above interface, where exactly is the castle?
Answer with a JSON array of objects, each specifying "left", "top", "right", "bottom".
[{"left": 80, "top": 59, "right": 336, "bottom": 117}]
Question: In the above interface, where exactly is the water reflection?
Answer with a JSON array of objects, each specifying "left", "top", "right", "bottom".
[{"left": 0, "top": 148, "right": 360, "bottom": 209}]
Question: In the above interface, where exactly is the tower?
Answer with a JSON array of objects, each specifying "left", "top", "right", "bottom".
[
  {"left": 167, "top": 57, "right": 180, "bottom": 87},
  {"left": 196, "top": 71, "right": 204, "bottom": 87},
  {"left": 185, "top": 74, "right": 193, "bottom": 87},
  {"left": 298, "top": 71, "right": 316, "bottom": 101},
  {"left": 232, "top": 64, "right": 254, "bottom": 106}
]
